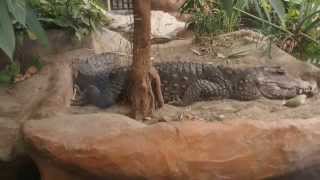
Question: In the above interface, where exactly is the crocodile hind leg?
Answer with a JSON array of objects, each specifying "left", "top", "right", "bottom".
[
  {"left": 72, "top": 85, "right": 116, "bottom": 108},
  {"left": 181, "top": 80, "right": 229, "bottom": 106}
]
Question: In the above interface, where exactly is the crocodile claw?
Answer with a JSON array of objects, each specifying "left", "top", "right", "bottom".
[{"left": 70, "top": 85, "right": 87, "bottom": 106}]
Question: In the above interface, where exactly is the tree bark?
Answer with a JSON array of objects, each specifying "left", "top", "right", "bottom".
[{"left": 130, "top": 0, "right": 164, "bottom": 119}]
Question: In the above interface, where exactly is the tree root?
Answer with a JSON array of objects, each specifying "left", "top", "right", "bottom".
[
  {"left": 150, "top": 66, "right": 164, "bottom": 109},
  {"left": 129, "top": 66, "right": 164, "bottom": 120}
]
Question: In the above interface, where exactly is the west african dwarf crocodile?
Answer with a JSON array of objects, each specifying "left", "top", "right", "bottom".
[{"left": 71, "top": 53, "right": 318, "bottom": 108}]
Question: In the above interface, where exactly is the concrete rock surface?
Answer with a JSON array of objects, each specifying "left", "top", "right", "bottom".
[
  {"left": 23, "top": 115, "right": 320, "bottom": 180},
  {"left": 91, "top": 28, "right": 131, "bottom": 54},
  {"left": 107, "top": 11, "right": 186, "bottom": 42},
  {"left": 0, "top": 118, "right": 20, "bottom": 162},
  {"left": 151, "top": 0, "right": 186, "bottom": 12}
]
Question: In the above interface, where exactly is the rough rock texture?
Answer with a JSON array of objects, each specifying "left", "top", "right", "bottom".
[
  {"left": 24, "top": 113, "right": 146, "bottom": 180},
  {"left": 107, "top": 11, "right": 186, "bottom": 42},
  {"left": 151, "top": 0, "right": 186, "bottom": 12},
  {"left": 0, "top": 28, "right": 129, "bottom": 71},
  {"left": 0, "top": 90, "right": 22, "bottom": 119},
  {"left": 15, "top": 49, "right": 94, "bottom": 121},
  {"left": 0, "top": 89, "right": 24, "bottom": 168},
  {"left": 0, "top": 48, "right": 98, "bottom": 180},
  {"left": 0, "top": 118, "right": 20, "bottom": 162},
  {"left": 24, "top": 116, "right": 320, "bottom": 180},
  {"left": 0, "top": 117, "right": 39, "bottom": 180},
  {"left": 91, "top": 28, "right": 131, "bottom": 54}
]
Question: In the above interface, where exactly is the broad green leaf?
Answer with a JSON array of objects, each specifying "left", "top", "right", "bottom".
[
  {"left": 91, "top": 1, "right": 107, "bottom": 14},
  {"left": 268, "top": 0, "right": 286, "bottom": 27},
  {"left": 0, "top": 73, "right": 12, "bottom": 84},
  {"left": 0, "top": 0, "right": 15, "bottom": 60},
  {"left": 261, "top": 0, "right": 271, "bottom": 23},
  {"left": 252, "top": 0, "right": 264, "bottom": 20},
  {"left": 304, "top": 18, "right": 320, "bottom": 33},
  {"left": 180, "top": 0, "right": 205, "bottom": 13},
  {"left": 38, "top": 17, "right": 77, "bottom": 31},
  {"left": 220, "top": 0, "right": 234, "bottom": 17},
  {"left": 7, "top": 62, "right": 20, "bottom": 77},
  {"left": 6, "top": 0, "right": 27, "bottom": 25},
  {"left": 296, "top": 10, "right": 320, "bottom": 33},
  {"left": 26, "top": 7, "right": 49, "bottom": 47}
]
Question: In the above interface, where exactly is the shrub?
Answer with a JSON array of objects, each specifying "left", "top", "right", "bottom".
[
  {"left": 181, "top": 0, "right": 245, "bottom": 36},
  {"left": 0, "top": 0, "right": 48, "bottom": 60},
  {"left": 29, "top": 0, "right": 110, "bottom": 40},
  {"left": 180, "top": 0, "right": 320, "bottom": 61}
]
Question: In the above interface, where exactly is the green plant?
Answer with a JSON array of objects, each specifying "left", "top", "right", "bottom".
[
  {"left": 29, "top": 0, "right": 109, "bottom": 40},
  {"left": 232, "top": 0, "right": 319, "bottom": 57},
  {"left": 305, "top": 42, "right": 320, "bottom": 66},
  {"left": 255, "top": 0, "right": 320, "bottom": 59},
  {"left": 0, "top": 62, "right": 20, "bottom": 85},
  {"left": 182, "top": 0, "right": 245, "bottom": 36},
  {"left": 181, "top": 0, "right": 320, "bottom": 60},
  {"left": 0, "top": 0, "right": 48, "bottom": 60},
  {"left": 30, "top": 56, "right": 44, "bottom": 70},
  {"left": 180, "top": 0, "right": 206, "bottom": 14}
]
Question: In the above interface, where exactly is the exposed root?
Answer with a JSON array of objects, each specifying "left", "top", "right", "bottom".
[{"left": 129, "top": 66, "right": 164, "bottom": 120}]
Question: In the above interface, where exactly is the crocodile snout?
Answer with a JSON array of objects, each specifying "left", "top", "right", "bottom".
[{"left": 297, "top": 80, "right": 318, "bottom": 97}]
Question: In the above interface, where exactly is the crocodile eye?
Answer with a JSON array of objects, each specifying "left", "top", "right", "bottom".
[{"left": 274, "top": 69, "right": 286, "bottom": 75}]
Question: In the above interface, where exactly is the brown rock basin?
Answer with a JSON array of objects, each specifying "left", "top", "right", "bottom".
[{"left": 23, "top": 114, "right": 320, "bottom": 180}]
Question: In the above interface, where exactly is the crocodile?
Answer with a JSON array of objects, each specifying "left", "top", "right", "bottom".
[{"left": 71, "top": 53, "right": 318, "bottom": 108}]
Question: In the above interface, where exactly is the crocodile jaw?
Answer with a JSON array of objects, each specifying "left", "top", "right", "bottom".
[{"left": 258, "top": 79, "right": 318, "bottom": 99}]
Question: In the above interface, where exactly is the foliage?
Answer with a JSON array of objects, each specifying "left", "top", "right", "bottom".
[
  {"left": 181, "top": 0, "right": 291, "bottom": 35},
  {"left": 180, "top": 0, "right": 320, "bottom": 60},
  {"left": 29, "top": 0, "right": 109, "bottom": 40},
  {"left": 30, "top": 56, "right": 44, "bottom": 71},
  {"left": 0, "top": 0, "right": 48, "bottom": 60},
  {"left": 0, "top": 0, "right": 109, "bottom": 62},
  {"left": 306, "top": 43, "right": 320, "bottom": 66},
  {"left": 180, "top": 0, "right": 206, "bottom": 14},
  {"left": 250, "top": 0, "right": 320, "bottom": 60},
  {"left": 0, "top": 56, "right": 44, "bottom": 85},
  {"left": 0, "top": 63, "right": 20, "bottom": 85},
  {"left": 181, "top": 0, "right": 245, "bottom": 36}
]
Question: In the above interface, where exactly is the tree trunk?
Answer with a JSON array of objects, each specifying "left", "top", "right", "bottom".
[{"left": 130, "top": 0, "right": 164, "bottom": 119}]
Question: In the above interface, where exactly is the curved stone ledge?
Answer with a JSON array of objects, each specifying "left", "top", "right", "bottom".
[{"left": 23, "top": 115, "right": 320, "bottom": 180}]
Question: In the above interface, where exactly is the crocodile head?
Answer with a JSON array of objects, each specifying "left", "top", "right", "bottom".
[{"left": 253, "top": 66, "right": 318, "bottom": 99}]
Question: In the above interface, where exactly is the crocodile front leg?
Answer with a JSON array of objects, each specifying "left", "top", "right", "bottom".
[
  {"left": 86, "top": 85, "right": 117, "bottom": 108},
  {"left": 71, "top": 85, "right": 89, "bottom": 106},
  {"left": 72, "top": 85, "right": 116, "bottom": 108}
]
